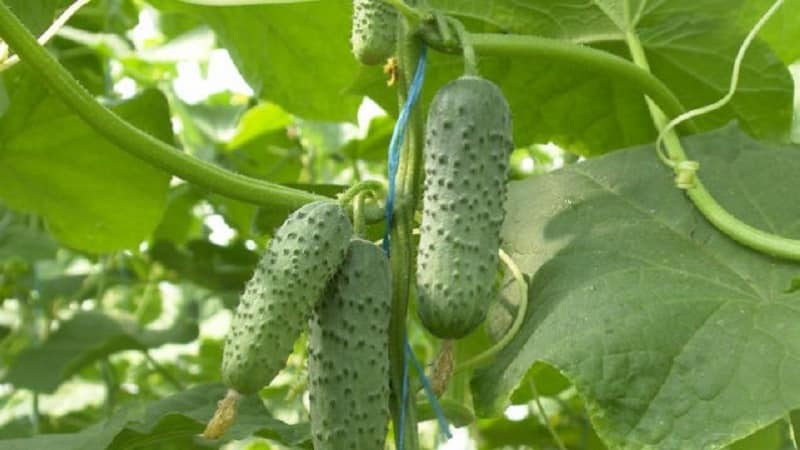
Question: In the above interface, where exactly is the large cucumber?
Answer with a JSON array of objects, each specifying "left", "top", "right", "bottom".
[
  {"left": 351, "top": 0, "right": 397, "bottom": 65},
  {"left": 308, "top": 239, "right": 392, "bottom": 450},
  {"left": 416, "top": 76, "right": 514, "bottom": 338},
  {"left": 221, "top": 201, "right": 352, "bottom": 395}
]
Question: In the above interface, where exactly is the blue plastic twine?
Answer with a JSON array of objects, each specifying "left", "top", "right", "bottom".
[
  {"left": 383, "top": 46, "right": 427, "bottom": 256},
  {"left": 381, "top": 46, "right": 453, "bottom": 450}
]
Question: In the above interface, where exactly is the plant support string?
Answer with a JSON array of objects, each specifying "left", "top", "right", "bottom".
[{"left": 382, "top": 45, "right": 452, "bottom": 449}]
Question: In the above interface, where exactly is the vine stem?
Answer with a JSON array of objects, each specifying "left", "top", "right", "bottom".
[
  {"left": 142, "top": 351, "right": 185, "bottom": 391},
  {"left": 0, "top": 1, "right": 326, "bottom": 210},
  {"left": 388, "top": 14, "right": 425, "bottom": 450},
  {"left": 382, "top": 0, "right": 426, "bottom": 25},
  {"left": 454, "top": 249, "right": 528, "bottom": 374},
  {"left": 337, "top": 179, "right": 385, "bottom": 207},
  {"left": 100, "top": 358, "right": 117, "bottom": 416},
  {"left": 453, "top": 33, "right": 695, "bottom": 133},
  {"left": 530, "top": 379, "right": 567, "bottom": 450},
  {"left": 625, "top": 31, "right": 800, "bottom": 261}
]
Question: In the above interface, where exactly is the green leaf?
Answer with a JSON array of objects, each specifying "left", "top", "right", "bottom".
[
  {"left": 153, "top": 184, "right": 205, "bottom": 245},
  {"left": 791, "top": 410, "right": 800, "bottom": 445},
  {"left": 227, "top": 102, "right": 292, "bottom": 150},
  {"left": 0, "top": 407, "right": 141, "bottom": 450},
  {"left": 6, "top": 0, "right": 71, "bottom": 36},
  {"left": 109, "top": 384, "right": 310, "bottom": 449},
  {"left": 478, "top": 413, "right": 607, "bottom": 450},
  {"left": 472, "top": 124, "right": 800, "bottom": 449},
  {"left": 151, "top": 0, "right": 361, "bottom": 121},
  {"left": 0, "top": 72, "right": 173, "bottom": 253},
  {"left": 180, "top": 0, "right": 318, "bottom": 4},
  {"left": 738, "top": 0, "right": 800, "bottom": 64},
  {"left": 150, "top": 239, "right": 259, "bottom": 292},
  {"left": 340, "top": 114, "right": 394, "bottom": 162},
  {"left": 5, "top": 303, "right": 199, "bottom": 392},
  {"left": 728, "top": 419, "right": 788, "bottom": 450},
  {"left": 0, "top": 384, "right": 310, "bottom": 449},
  {"left": 354, "top": 1, "right": 792, "bottom": 155},
  {"left": 0, "top": 224, "right": 58, "bottom": 263}
]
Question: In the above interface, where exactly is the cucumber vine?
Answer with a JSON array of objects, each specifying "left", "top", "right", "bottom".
[
  {"left": 387, "top": 11, "right": 426, "bottom": 450},
  {"left": 624, "top": 0, "right": 800, "bottom": 261},
  {"left": 0, "top": 1, "right": 326, "bottom": 210}
]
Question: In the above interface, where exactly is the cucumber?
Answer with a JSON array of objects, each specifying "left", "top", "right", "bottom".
[
  {"left": 308, "top": 239, "right": 392, "bottom": 450},
  {"left": 416, "top": 76, "right": 514, "bottom": 338},
  {"left": 221, "top": 201, "right": 352, "bottom": 395},
  {"left": 351, "top": 0, "right": 397, "bottom": 65}
]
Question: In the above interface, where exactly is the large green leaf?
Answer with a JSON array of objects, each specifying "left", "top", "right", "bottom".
[
  {"left": 472, "top": 124, "right": 800, "bottom": 449},
  {"left": 5, "top": 303, "right": 199, "bottom": 392},
  {"left": 108, "top": 384, "right": 310, "bottom": 449},
  {"left": 738, "top": 0, "right": 800, "bottom": 64},
  {"left": 0, "top": 71, "right": 173, "bottom": 253},
  {"left": 0, "top": 384, "right": 310, "bottom": 449},
  {"left": 150, "top": 239, "right": 259, "bottom": 292},
  {"left": 180, "top": 0, "right": 317, "bottom": 4},
  {"left": 151, "top": 0, "right": 361, "bottom": 122},
  {"left": 0, "top": 224, "right": 58, "bottom": 263},
  {"left": 6, "top": 0, "right": 71, "bottom": 36},
  {"left": 353, "top": 1, "right": 792, "bottom": 155}
]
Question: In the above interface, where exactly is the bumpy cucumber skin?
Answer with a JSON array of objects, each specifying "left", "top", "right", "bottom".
[
  {"left": 351, "top": 0, "right": 397, "bottom": 65},
  {"left": 308, "top": 239, "right": 392, "bottom": 450},
  {"left": 221, "top": 201, "right": 352, "bottom": 395},
  {"left": 416, "top": 76, "right": 514, "bottom": 339}
]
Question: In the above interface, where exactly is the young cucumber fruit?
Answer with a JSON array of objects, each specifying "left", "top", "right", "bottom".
[
  {"left": 221, "top": 201, "right": 352, "bottom": 395},
  {"left": 351, "top": 0, "right": 397, "bottom": 65},
  {"left": 308, "top": 239, "right": 392, "bottom": 450},
  {"left": 416, "top": 76, "right": 514, "bottom": 338}
]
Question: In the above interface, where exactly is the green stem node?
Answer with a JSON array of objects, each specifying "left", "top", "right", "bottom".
[{"left": 626, "top": 31, "right": 800, "bottom": 261}]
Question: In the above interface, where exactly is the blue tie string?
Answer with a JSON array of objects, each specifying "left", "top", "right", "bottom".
[{"left": 383, "top": 45, "right": 427, "bottom": 256}]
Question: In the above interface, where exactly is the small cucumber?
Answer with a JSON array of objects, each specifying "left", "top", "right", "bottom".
[
  {"left": 308, "top": 239, "right": 392, "bottom": 450},
  {"left": 351, "top": 0, "right": 397, "bottom": 65},
  {"left": 221, "top": 201, "right": 352, "bottom": 394},
  {"left": 416, "top": 76, "right": 514, "bottom": 338}
]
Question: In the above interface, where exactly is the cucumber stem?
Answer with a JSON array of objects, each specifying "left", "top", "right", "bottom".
[
  {"left": 382, "top": 0, "right": 427, "bottom": 26},
  {"left": 467, "top": 33, "right": 693, "bottom": 132},
  {"left": 454, "top": 249, "right": 528, "bottom": 374},
  {"left": 337, "top": 179, "right": 386, "bottom": 207},
  {"left": 387, "top": 12, "right": 424, "bottom": 450}
]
